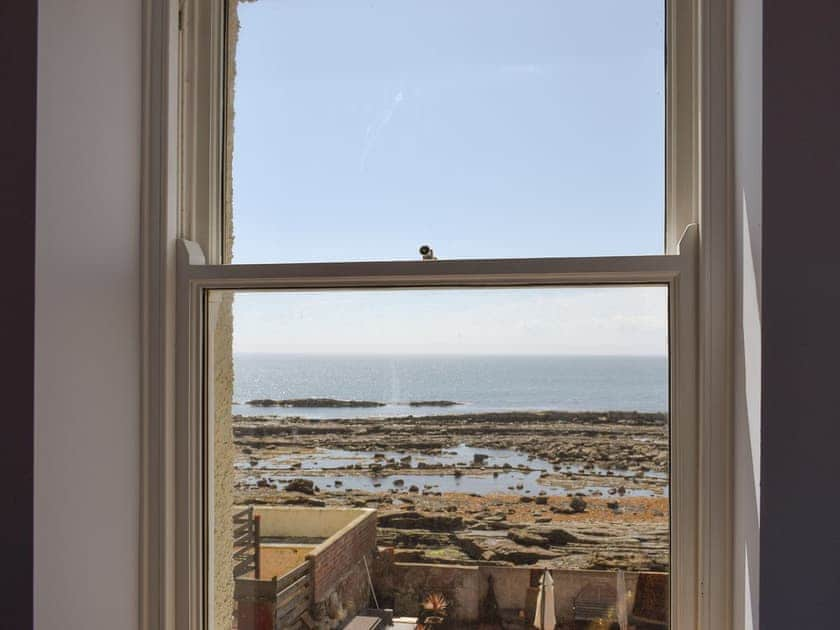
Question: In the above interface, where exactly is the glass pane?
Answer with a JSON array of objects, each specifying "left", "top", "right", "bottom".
[
  {"left": 228, "top": 1, "right": 666, "bottom": 263},
  {"left": 211, "top": 287, "right": 671, "bottom": 628}
]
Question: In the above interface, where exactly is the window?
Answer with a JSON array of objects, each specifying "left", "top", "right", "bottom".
[
  {"left": 215, "top": 286, "right": 674, "bottom": 628},
  {"left": 228, "top": 0, "right": 666, "bottom": 263},
  {"left": 144, "top": 0, "right": 732, "bottom": 629},
  {"left": 193, "top": 248, "right": 697, "bottom": 630}
]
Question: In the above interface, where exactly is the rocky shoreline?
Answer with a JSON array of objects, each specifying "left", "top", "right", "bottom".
[{"left": 232, "top": 410, "right": 670, "bottom": 572}]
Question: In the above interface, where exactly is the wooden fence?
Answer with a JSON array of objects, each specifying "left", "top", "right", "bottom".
[
  {"left": 234, "top": 560, "right": 314, "bottom": 629},
  {"left": 273, "top": 561, "right": 313, "bottom": 629}
]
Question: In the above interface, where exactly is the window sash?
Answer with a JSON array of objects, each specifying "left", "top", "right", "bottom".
[
  {"left": 181, "top": 0, "right": 696, "bottom": 265},
  {"left": 175, "top": 225, "right": 699, "bottom": 630}
]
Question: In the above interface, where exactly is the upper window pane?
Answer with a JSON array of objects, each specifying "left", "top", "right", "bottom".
[{"left": 229, "top": 0, "right": 665, "bottom": 263}]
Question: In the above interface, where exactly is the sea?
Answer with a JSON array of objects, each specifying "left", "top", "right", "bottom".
[{"left": 232, "top": 353, "right": 668, "bottom": 419}]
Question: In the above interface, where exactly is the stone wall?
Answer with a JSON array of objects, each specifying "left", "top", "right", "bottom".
[
  {"left": 213, "top": 294, "right": 235, "bottom": 629},
  {"left": 390, "top": 563, "right": 481, "bottom": 623},
  {"left": 375, "top": 559, "right": 650, "bottom": 625},
  {"left": 214, "top": 1, "right": 241, "bottom": 627}
]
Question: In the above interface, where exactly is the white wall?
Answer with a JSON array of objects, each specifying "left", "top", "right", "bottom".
[
  {"left": 35, "top": 0, "right": 141, "bottom": 628},
  {"left": 732, "top": 0, "right": 762, "bottom": 627}
]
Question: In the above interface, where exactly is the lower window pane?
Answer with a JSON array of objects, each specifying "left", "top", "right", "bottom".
[{"left": 211, "top": 287, "right": 670, "bottom": 629}]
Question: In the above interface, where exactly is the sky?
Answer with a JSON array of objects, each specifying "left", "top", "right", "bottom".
[
  {"left": 231, "top": 287, "right": 668, "bottom": 356},
  {"left": 229, "top": 0, "right": 667, "bottom": 355}
]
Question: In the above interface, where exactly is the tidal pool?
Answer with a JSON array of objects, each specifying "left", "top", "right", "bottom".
[
  {"left": 236, "top": 444, "right": 667, "bottom": 480},
  {"left": 242, "top": 470, "right": 665, "bottom": 498}
]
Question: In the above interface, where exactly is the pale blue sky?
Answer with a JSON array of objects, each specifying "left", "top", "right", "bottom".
[
  {"left": 231, "top": 287, "right": 669, "bottom": 356},
  {"left": 229, "top": 1, "right": 667, "bottom": 354}
]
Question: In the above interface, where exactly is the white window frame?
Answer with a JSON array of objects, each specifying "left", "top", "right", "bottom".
[{"left": 140, "top": 0, "right": 734, "bottom": 628}]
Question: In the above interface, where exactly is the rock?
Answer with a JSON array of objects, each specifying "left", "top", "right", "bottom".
[
  {"left": 393, "top": 479, "right": 405, "bottom": 487},
  {"left": 233, "top": 408, "right": 672, "bottom": 572},
  {"left": 508, "top": 529, "right": 549, "bottom": 547},
  {"left": 334, "top": 480, "right": 342, "bottom": 487},
  {"left": 526, "top": 524, "right": 580, "bottom": 545},
  {"left": 408, "top": 485, "right": 420, "bottom": 493},
  {"left": 468, "top": 520, "right": 514, "bottom": 532},
  {"left": 391, "top": 549, "right": 426, "bottom": 562},
  {"left": 519, "top": 496, "right": 534, "bottom": 503},
  {"left": 473, "top": 453, "right": 489, "bottom": 464},
  {"left": 246, "top": 398, "right": 385, "bottom": 408},
  {"left": 408, "top": 400, "right": 459, "bottom": 407},
  {"left": 478, "top": 539, "right": 560, "bottom": 564},
  {"left": 618, "top": 485, "right": 626, "bottom": 496},
  {"left": 284, "top": 478, "right": 315, "bottom": 494},
  {"left": 282, "top": 496, "right": 326, "bottom": 507},
  {"left": 377, "top": 528, "right": 453, "bottom": 549},
  {"left": 570, "top": 496, "right": 587, "bottom": 513},
  {"left": 378, "top": 511, "right": 464, "bottom": 532}
]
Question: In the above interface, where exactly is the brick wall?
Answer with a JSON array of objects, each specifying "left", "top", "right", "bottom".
[{"left": 310, "top": 511, "right": 377, "bottom": 603}]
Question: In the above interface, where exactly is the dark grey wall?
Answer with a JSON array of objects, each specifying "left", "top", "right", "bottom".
[
  {"left": 0, "top": 0, "right": 36, "bottom": 627},
  {"left": 762, "top": 1, "right": 840, "bottom": 627}
]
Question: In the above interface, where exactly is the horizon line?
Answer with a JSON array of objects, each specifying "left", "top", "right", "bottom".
[{"left": 232, "top": 350, "right": 668, "bottom": 358}]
